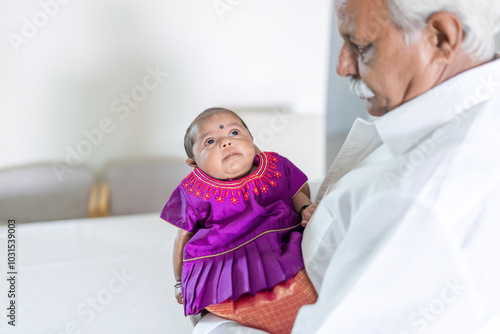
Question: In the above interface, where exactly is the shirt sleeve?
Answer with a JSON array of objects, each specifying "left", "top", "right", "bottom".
[
  {"left": 276, "top": 153, "right": 308, "bottom": 197},
  {"left": 160, "top": 186, "right": 200, "bottom": 233}
]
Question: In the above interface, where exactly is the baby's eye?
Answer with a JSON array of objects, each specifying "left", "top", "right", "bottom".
[
  {"left": 230, "top": 130, "right": 239, "bottom": 136},
  {"left": 205, "top": 138, "right": 216, "bottom": 145}
]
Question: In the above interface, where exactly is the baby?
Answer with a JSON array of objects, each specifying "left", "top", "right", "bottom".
[{"left": 161, "top": 107, "right": 317, "bottom": 334}]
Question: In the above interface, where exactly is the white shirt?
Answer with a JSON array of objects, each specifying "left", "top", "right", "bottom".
[{"left": 294, "top": 56, "right": 500, "bottom": 334}]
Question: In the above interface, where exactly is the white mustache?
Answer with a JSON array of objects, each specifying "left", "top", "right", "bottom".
[{"left": 348, "top": 77, "right": 375, "bottom": 99}]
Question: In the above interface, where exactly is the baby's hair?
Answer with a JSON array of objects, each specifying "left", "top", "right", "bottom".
[{"left": 184, "top": 107, "right": 252, "bottom": 159}]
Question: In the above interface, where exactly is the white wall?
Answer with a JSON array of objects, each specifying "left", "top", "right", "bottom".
[
  {"left": 0, "top": 0, "right": 331, "bottom": 180},
  {"left": 238, "top": 109, "right": 325, "bottom": 180}
]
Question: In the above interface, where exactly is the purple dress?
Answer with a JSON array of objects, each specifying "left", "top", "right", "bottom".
[{"left": 160, "top": 152, "right": 308, "bottom": 315}]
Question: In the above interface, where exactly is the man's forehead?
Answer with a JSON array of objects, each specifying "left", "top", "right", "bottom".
[
  {"left": 335, "top": 0, "right": 387, "bottom": 11},
  {"left": 336, "top": 0, "right": 391, "bottom": 36},
  {"left": 336, "top": 1, "right": 357, "bottom": 34}
]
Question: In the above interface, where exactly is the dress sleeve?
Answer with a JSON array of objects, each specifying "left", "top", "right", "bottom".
[
  {"left": 276, "top": 153, "right": 308, "bottom": 197},
  {"left": 160, "top": 186, "right": 200, "bottom": 233}
]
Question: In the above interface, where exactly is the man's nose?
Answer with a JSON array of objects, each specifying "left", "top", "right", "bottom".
[{"left": 336, "top": 44, "right": 359, "bottom": 78}]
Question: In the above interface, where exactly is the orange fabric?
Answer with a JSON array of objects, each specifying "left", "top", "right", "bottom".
[{"left": 205, "top": 269, "right": 317, "bottom": 334}]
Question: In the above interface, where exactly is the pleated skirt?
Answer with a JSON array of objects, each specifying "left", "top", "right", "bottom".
[{"left": 182, "top": 229, "right": 304, "bottom": 316}]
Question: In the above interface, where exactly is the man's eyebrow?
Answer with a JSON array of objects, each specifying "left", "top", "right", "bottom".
[
  {"left": 342, "top": 33, "right": 352, "bottom": 40},
  {"left": 343, "top": 33, "right": 360, "bottom": 45}
]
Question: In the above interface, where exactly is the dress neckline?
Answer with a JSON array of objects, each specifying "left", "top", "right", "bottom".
[{"left": 182, "top": 152, "right": 281, "bottom": 203}]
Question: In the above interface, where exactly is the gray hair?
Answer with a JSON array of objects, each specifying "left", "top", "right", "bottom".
[{"left": 386, "top": 0, "right": 500, "bottom": 62}]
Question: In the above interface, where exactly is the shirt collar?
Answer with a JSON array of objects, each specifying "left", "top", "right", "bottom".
[{"left": 373, "top": 54, "right": 500, "bottom": 156}]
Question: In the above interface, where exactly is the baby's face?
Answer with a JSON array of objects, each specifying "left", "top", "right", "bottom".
[{"left": 189, "top": 112, "right": 256, "bottom": 180}]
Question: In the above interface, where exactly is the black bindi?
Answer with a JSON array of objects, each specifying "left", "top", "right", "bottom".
[{"left": 219, "top": 125, "right": 224, "bottom": 129}]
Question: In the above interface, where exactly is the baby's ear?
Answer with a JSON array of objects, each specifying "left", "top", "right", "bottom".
[{"left": 186, "top": 158, "right": 198, "bottom": 168}]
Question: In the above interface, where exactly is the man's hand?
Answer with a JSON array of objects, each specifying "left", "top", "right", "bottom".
[{"left": 301, "top": 203, "right": 318, "bottom": 227}]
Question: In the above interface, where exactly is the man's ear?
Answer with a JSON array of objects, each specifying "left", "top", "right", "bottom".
[
  {"left": 186, "top": 158, "right": 198, "bottom": 168},
  {"left": 426, "top": 11, "right": 463, "bottom": 63}
]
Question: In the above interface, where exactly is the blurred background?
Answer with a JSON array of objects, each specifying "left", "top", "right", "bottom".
[
  {"left": 0, "top": 0, "right": 331, "bottom": 179},
  {"left": 0, "top": 0, "right": 499, "bottom": 221}
]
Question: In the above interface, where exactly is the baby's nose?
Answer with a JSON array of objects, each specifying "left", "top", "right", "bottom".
[{"left": 220, "top": 138, "right": 232, "bottom": 148}]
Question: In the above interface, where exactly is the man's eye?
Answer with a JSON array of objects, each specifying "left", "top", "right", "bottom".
[
  {"left": 206, "top": 139, "right": 216, "bottom": 145},
  {"left": 230, "top": 130, "right": 239, "bottom": 136},
  {"left": 354, "top": 43, "right": 371, "bottom": 55}
]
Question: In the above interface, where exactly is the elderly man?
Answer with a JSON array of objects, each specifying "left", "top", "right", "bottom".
[
  {"left": 294, "top": 0, "right": 500, "bottom": 333},
  {"left": 196, "top": 0, "right": 500, "bottom": 333}
]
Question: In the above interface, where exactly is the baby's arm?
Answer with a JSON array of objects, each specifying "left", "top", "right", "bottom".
[
  {"left": 293, "top": 184, "right": 318, "bottom": 227},
  {"left": 173, "top": 229, "right": 194, "bottom": 304}
]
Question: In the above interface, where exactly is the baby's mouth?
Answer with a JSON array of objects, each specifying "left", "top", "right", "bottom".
[{"left": 224, "top": 152, "right": 237, "bottom": 159}]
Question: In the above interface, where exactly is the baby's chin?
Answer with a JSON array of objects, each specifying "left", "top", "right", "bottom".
[
  {"left": 220, "top": 162, "right": 254, "bottom": 180},
  {"left": 223, "top": 168, "right": 253, "bottom": 180}
]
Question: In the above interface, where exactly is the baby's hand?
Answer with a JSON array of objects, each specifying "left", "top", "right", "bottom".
[
  {"left": 175, "top": 286, "right": 183, "bottom": 304},
  {"left": 301, "top": 203, "right": 318, "bottom": 227}
]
